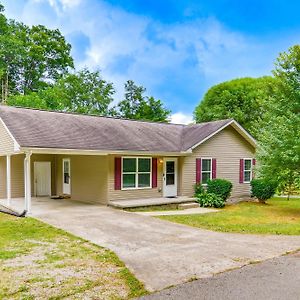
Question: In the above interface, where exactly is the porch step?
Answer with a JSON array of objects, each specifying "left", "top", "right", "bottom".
[
  {"left": 109, "top": 196, "right": 196, "bottom": 209},
  {"left": 178, "top": 202, "right": 199, "bottom": 209}
]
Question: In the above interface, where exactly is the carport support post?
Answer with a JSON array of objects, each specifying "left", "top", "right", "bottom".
[
  {"left": 6, "top": 155, "right": 11, "bottom": 206},
  {"left": 24, "top": 152, "right": 32, "bottom": 214}
]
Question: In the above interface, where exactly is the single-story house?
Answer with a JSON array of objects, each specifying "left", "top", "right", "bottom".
[{"left": 0, "top": 106, "right": 256, "bottom": 212}]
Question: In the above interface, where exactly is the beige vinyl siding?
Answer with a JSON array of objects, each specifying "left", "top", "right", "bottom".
[
  {"left": 11, "top": 154, "right": 25, "bottom": 198},
  {"left": 0, "top": 120, "right": 16, "bottom": 155},
  {"left": 0, "top": 156, "right": 6, "bottom": 198},
  {"left": 181, "top": 126, "right": 255, "bottom": 198},
  {"left": 0, "top": 154, "right": 25, "bottom": 199},
  {"left": 55, "top": 155, "right": 108, "bottom": 204},
  {"left": 108, "top": 155, "right": 163, "bottom": 202}
]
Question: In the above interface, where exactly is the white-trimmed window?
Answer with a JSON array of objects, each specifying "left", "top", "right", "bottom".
[
  {"left": 122, "top": 157, "right": 151, "bottom": 189},
  {"left": 201, "top": 158, "right": 212, "bottom": 184},
  {"left": 243, "top": 159, "right": 252, "bottom": 183}
]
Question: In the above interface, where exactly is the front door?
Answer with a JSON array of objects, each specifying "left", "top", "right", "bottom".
[
  {"left": 34, "top": 162, "right": 51, "bottom": 196},
  {"left": 63, "top": 158, "right": 71, "bottom": 195},
  {"left": 163, "top": 158, "right": 177, "bottom": 197}
]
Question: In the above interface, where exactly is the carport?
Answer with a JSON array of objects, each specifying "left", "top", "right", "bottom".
[{"left": 0, "top": 151, "right": 109, "bottom": 214}]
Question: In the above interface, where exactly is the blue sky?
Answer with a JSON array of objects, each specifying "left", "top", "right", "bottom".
[{"left": 2, "top": 0, "right": 300, "bottom": 123}]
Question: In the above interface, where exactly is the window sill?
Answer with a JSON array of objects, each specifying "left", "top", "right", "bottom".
[{"left": 121, "top": 187, "right": 152, "bottom": 191}]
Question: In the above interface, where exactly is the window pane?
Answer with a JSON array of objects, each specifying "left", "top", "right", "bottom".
[
  {"left": 202, "top": 159, "right": 211, "bottom": 172},
  {"left": 202, "top": 172, "right": 211, "bottom": 184},
  {"left": 64, "top": 173, "right": 69, "bottom": 184},
  {"left": 166, "top": 161, "right": 174, "bottom": 173},
  {"left": 244, "top": 171, "right": 251, "bottom": 182},
  {"left": 244, "top": 159, "right": 252, "bottom": 171},
  {"left": 166, "top": 173, "right": 175, "bottom": 185},
  {"left": 123, "top": 174, "right": 136, "bottom": 188},
  {"left": 64, "top": 161, "right": 69, "bottom": 173},
  {"left": 123, "top": 158, "right": 136, "bottom": 172},
  {"left": 138, "top": 158, "right": 150, "bottom": 172},
  {"left": 138, "top": 174, "right": 150, "bottom": 187}
]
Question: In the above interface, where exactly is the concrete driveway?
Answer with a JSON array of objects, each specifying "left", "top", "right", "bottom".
[{"left": 15, "top": 198, "right": 300, "bottom": 291}]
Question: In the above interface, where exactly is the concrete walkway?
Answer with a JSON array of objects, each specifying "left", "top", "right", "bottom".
[{"left": 4, "top": 198, "right": 300, "bottom": 292}]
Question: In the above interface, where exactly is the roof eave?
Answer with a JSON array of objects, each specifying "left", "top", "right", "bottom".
[{"left": 20, "top": 147, "right": 192, "bottom": 156}]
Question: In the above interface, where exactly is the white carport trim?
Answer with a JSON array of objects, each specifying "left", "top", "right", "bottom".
[
  {"left": 189, "top": 119, "right": 257, "bottom": 150},
  {"left": 0, "top": 117, "right": 20, "bottom": 152},
  {"left": 24, "top": 151, "right": 32, "bottom": 214}
]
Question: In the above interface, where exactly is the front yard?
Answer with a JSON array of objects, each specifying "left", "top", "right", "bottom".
[
  {"left": 159, "top": 197, "right": 300, "bottom": 235},
  {"left": 0, "top": 213, "right": 146, "bottom": 299}
]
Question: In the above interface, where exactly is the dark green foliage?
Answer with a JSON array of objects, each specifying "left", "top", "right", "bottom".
[
  {"left": 115, "top": 80, "right": 171, "bottom": 122},
  {"left": 256, "top": 45, "right": 300, "bottom": 198},
  {"left": 0, "top": 11, "right": 74, "bottom": 98},
  {"left": 194, "top": 76, "right": 278, "bottom": 137},
  {"left": 196, "top": 193, "right": 225, "bottom": 208},
  {"left": 0, "top": 4, "right": 171, "bottom": 122},
  {"left": 250, "top": 179, "right": 277, "bottom": 202},
  {"left": 207, "top": 179, "right": 233, "bottom": 201},
  {"left": 194, "top": 183, "right": 205, "bottom": 196}
]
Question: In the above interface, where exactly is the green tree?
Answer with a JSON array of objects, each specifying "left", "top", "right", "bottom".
[
  {"left": 256, "top": 45, "right": 300, "bottom": 197},
  {"left": 0, "top": 7, "right": 25, "bottom": 102},
  {"left": 116, "top": 80, "right": 171, "bottom": 122},
  {"left": 0, "top": 4, "right": 74, "bottom": 99},
  {"left": 194, "top": 76, "right": 278, "bottom": 136},
  {"left": 11, "top": 22, "right": 74, "bottom": 94},
  {"left": 8, "top": 69, "right": 115, "bottom": 116}
]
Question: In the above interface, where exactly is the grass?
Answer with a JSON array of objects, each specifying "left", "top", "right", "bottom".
[
  {"left": 125, "top": 203, "right": 182, "bottom": 212},
  {"left": 0, "top": 213, "right": 147, "bottom": 299},
  {"left": 159, "top": 197, "right": 300, "bottom": 235}
]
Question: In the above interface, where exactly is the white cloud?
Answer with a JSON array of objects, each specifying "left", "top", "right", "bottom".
[{"left": 170, "top": 112, "right": 194, "bottom": 125}]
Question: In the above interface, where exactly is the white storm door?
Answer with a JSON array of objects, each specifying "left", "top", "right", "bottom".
[
  {"left": 63, "top": 158, "right": 71, "bottom": 195},
  {"left": 163, "top": 158, "right": 177, "bottom": 197},
  {"left": 34, "top": 162, "right": 51, "bottom": 196}
]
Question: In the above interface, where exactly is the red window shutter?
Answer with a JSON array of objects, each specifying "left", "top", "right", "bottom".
[
  {"left": 252, "top": 158, "right": 256, "bottom": 179},
  {"left": 239, "top": 159, "right": 244, "bottom": 183},
  {"left": 196, "top": 158, "right": 201, "bottom": 184},
  {"left": 152, "top": 158, "right": 157, "bottom": 188},
  {"left": 114, "top": 157, "right": 121, "bottom": 190},
  {"left": 212, "top": 158, "right": 217, "bottom": 179}
]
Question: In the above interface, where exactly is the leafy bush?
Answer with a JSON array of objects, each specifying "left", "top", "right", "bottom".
[
  {"left": 196, "top": 193, "right": 225, "bottom": 208},
  {"left": 194, "top": 183, "right": 205, "bottom": 196},
  {"left": 251, "top": 179, "right": 277, "bottom": 202},
  {"left": 207, "top": 179, "right": 232, "bottom": 201}
]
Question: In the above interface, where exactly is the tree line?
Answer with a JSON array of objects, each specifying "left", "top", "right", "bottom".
[
  {"left": 194, "top": 46, "right": 300, "bottom": 196},
  {"left": 0, "top": 4, "right": 170, "bottom": 122}
]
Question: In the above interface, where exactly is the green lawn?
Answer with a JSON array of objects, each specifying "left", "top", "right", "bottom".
[
  {"left": 0, "top": 213, "right": 147, "bottom": 299},
  {"left": 159, "top": 197, "right": 300, "bottom": 235}
]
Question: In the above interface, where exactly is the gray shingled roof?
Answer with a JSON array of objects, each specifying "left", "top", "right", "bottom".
[{"left": 0, "top": 105, "right": 233, "bottom": 152}]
